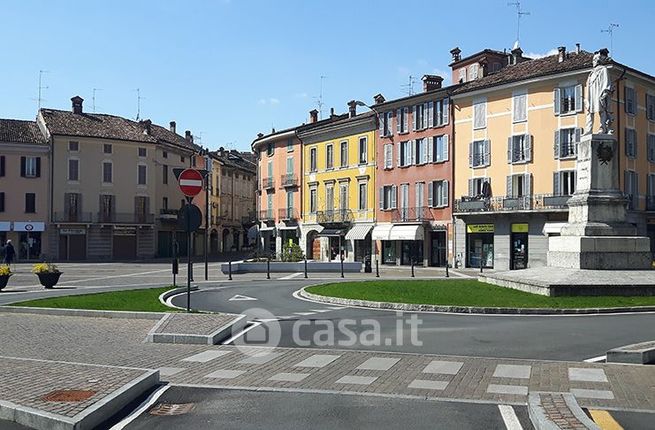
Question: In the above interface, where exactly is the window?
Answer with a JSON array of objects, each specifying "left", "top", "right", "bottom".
[
  {"left": 554, "top": 171, "right": 576, "bottom": 196},
  {"left": 624, "top": 170, "right": 638, "bottom": 209},
  {"left": 469, "top": 64, "right": 479, "bottom": 80},
  {"left": 415, "top": 138, "right": 427, "bottom": 164},
  {"left": 181, "top": 155, "right": 185, "bottom": 163},
  {"left": 286, "top": 157, "right": 293, "bottom": 174},
  {"left": 0, "top": 156, "right": 5, "bottom": 177},
  {"left": 432, "top": 135, "right": 449, "bottom": 163},
  {"left": 326, "top": 144, "right": 334, "bottom": 169},
  {"left": 625, "top": 86, "right": 636, "bottom": 115},
  {"left": 287, "top": 138, "right": 293, "bottom": 152},
  {"left": 396, "top": 107, "right": 409, "bottom": 133},
  {"left": 399, "top": 141, "right": 412, "bottom": 167},
  {"left": 68, "top": 159, "right": 79, "bottom": 181},
  {"left": 506, "top": 173, "right": 531, "bottom": 198},
  {"left": 468, "top": 177, "right": 490, "bottom": 197},
  {"left": 379, "top": 185, "right": 397, "bottom": 210},
  {"left": 432, "top": 99, "right": 449, "bottom": 127},
  {"left": 138, "top": 147, "right": 147, "bottom": 157},
  {"left": 647, "top": 95, "right": 655, "bottom": 121},
  {"left": 0, "top": 192, "right": 4, "bottom": 212},
  {"left": 512, "top": 91, "right": 527, "bottom": 122},
  {"left": 102, "top": 162, "right": 112, "bottom": 183},
  {"left": 104, "top": 144, "right": 112, "bottom": 154},
  {"left": 339, "top": 184, "right": 348, "bottom": 211},
  {"left": 554, "top": 128, "right": 581, "bottom": 159},
  {"left": 163, "top": 151, "right": 168, "bottom": 159},
  {"left": 358, "top": 137, "right": 367, "bottom": 164},
  {"left": 413, "top": 103, "right": 427, "bottom": 130},
  {"left": 428, "top": 180, "right": 449, "bottom": 207},
  {"left": 310, "top": 187, "right": 317, "bottom": 213},
  {"left": 69, "top": 141, "right": 79, "bottom": 152},
  {"left": 383, "top": 143, "right": 393, "bottom": 169},
  {"left": 267, "top": 160, "right": 273, "bottom": 178},
  {"left": 554, "top": 84, "right": 583, "bottom": 115},
  {"left": 25, "top": 193, "right": 36, "bottom": 213},
  {"left": 340, "top": 141, "right": 348, "bottom": 167},
  {"left": 137, "top": 165, "right": 147, "bottom": 185},
  {"left": 163, "top": 165, "right": 168, "bottom": 184},
  {"left": 648, "top": 134, "right": 655, "bottom": 163},
  {"left": 326, "top": 185, "right": 334, "bottom": 210},
  {"left": 358, "top": 182, "right": 367, "bottom": 210},
  {"left": 163, "top": 197, "right": 168, "bottom": 210},
  {"left": 380, "top": 111, "right": 393, "bottom": 136},
  {"left": 625, "top": 128, "right": 637, "bottom": 158},
  {"left": 415, "top": 182, "right": 424, "bottom": 208},
  {"left": 473, "top": 98, "right": 487, "bottom": 129},
  {"left": 286, "top": 191, "right": 294, "bottom": 213},
  {"left": 469, "top": 140, "right": 490, "bottom": 167},
  {"left": 508, "top": 134, "right": 532, "bottom": 163},
  {"left": 267, "top": 142, "right": 274, "bottom": 156},
  {"left": 135, "top": 196, "right": 148, "bottom": 219},
  {"left": 21, "top": 156, "right": 40, "bottom": 178},
  {"left": 100, "top": 195, "right": 114, "bottom": 221},
  {"left": 310, "top": 147, "right": 317, "bottom": 172},
  {"left": 458, "top": 68, "right": 466, "bottom": 83}
]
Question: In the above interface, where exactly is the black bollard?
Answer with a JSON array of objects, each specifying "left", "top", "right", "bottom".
[
  {"left": 304, "top": 258, "right": 308, "bottom": 279},
  {"left": 411, "top": 259, "right": 415, "bottom": 278},
  {"left": 267, "top": 258, "right": 271, "bottom": 279},
  {"left": 480, "top": 253, "right": 483, "bottom": 274},
  {"left": 445, "top": 259, "right": 449, "bottom": 278},
  {"left": 375, "top": 259, "right": 379, "bottom": 278},
  {"left": 340, "top": 257, "right": 344, "bottom": 278},
  {"left": 228, "top": 261, "right": 232, "bottom": 281}
]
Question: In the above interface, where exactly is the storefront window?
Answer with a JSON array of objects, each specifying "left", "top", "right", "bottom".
[
  {"left": 466, "top": 224, "right": 494, "bottom": 268},
  {"left": 19, "top": 232, "right": 41, "bottom": 260},
  {"left": 382, "top": 241, "right": 396, "bottom": 264}
]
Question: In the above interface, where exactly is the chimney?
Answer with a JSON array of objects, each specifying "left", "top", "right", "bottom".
[
  {"left": 599, "top": 47, "right": 610, "bottom": 60},
  {"left": 141, "top": 119, "right": 152, "bottom": 135},
  {"left": 169, "top": 121, "right": 176, "bottom": 134},
  {"left": 185, "top": 130, "right": 193, "bottom": 144},
  {"left": 557, "top": 46, "right": 566, "bottom": 62},
  {"left": 330, "top": 107, "right": 336, "bottom": 118},
  {"left": 309, "top": 109, "right": 318, "bottom": 123},
  {"left": 450, "top": 47, "right": 462, "bottom": 62},
  {"left": 373, "top": 94, "right": 386, "bottom": 105},
  {"left": 71, "top": 96, "right": 84, "bottom": 114},
  {"left": 219, "top": 146, "right": 225, "bottom": 157},
  {"left": 257, "top": 132, "right": 264, "bottom": 138},
  {"left": 347, "top": 100, "right": 357, "bottom": 118},
  {"left": 575, "top": 43, "right": 581, "bottom": 54},
  {"left": 422, "top": 75, "right": 444, "bottom": 92},
  {"left": 511, "top": 46, "right": 523, "bottom": 65}
]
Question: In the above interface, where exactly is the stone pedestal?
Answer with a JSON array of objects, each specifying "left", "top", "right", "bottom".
[{"left": 548, "top": 133, "right": 651, "bottom": 269}]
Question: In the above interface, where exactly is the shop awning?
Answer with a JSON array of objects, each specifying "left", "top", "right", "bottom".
[
  {"left": 389, "top": 225, "right": 424, "bottom": 241},
  {"left": 259, "top": 226, "right": 276, "bottom": 232},
  {"left": 0, "top": 222, "right": 10, "bottom": 232},
  {"left": 345, "top": 224, "right": 373, "bottom": 240},
  {"left": 543, "top": 222, "right": 566, "bottom": 235},
  {"left": 317, "top": 228, "right": 344, "bottom": 237},
  {"left": 371, "top": 224, "right": 393, "bottom": 240},
  {"left": 279, "top": 225, "right": 299, "bottom": 231}
]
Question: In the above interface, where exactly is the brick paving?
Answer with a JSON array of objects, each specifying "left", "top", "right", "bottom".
[{"left": 153, "top": 312, "right": 240, "bottom": 336}]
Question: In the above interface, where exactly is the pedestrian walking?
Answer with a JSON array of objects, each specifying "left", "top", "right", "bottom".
[{"left": 4, "top": 239, "right": 15, "bottom": 269}]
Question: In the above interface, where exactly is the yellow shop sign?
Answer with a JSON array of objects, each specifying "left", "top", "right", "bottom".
[
  {"left": 511, "top": 223, "right": 529, "bottom": 233},
  {"left": 467, "top": 224, "right": 494, "bottom": 233}
]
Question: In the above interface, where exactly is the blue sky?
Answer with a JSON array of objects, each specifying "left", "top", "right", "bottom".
[{"left": 1, "top": 0, "right": 653, "bottom": 151}]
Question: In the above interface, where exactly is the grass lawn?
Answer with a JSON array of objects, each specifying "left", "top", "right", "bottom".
[
  {"left": 9, "top": 287, "right": 174, "bottom": 312},
  {"left": 305, "top": 280, "right": 655, "bottom": 309}
]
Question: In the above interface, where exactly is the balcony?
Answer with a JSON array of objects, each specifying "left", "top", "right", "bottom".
[
  {"left": 259, "top": 209, "right": 275, "bottom": 221},
  {"left": 391, "top": 206, "right": 434, "bottom": 223},
  {"left": 97, "top": 212, "right": 155, "bottom": 224},
  {"left": 262, "top": 177, "right": 275, "bottom": 190},
  {"left": 279, "top": 208, "right": 299, "bottom": 221},
  {"left": 53, "top": 212, "right": 93, "bottom": 223},
  {"left": 280, "top": 174, "right": 299, "bottom": 188},
  {"left": 317, "top": 209, "right": 353, "bottom": 224},
  {"left": 454, "top": 194, "right": 570, "bottom": 214}
]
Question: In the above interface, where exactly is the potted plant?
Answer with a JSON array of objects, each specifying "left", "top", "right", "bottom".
[
  {"left": 0, "top": 265, "right": 12, "bottom": 291},
  {"left": 32, "top": 262, "right": 62, "bottom": 289}
]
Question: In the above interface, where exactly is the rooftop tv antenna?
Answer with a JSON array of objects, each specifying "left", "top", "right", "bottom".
[
  {"left": 508, "top": 1, "right": 530, "bottom": 46},
  {"left": 92, "top": 88, "right": 102, "bottom": 113},
  {"left": 313, "top": 75, "right": 327, "bottom": 119},
  {"left": 401, "top": 75, "right": 416, "bottom": 96},
  {"left": 36, "top": 70, "right": 49, "bottom": 109},
  {"left": 601, "top": 23, "right": 619, "bottom": 54},
  {"left": 134, "top": 88, "right": 145, "bottom": 121}
]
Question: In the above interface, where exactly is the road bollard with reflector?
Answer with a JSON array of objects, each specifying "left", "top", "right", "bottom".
[
  {"left": 267, "top": 258, "right": 271, "bottom": 279},
  {"left": 228, "top": 261, "right": 232, "bottom": 281},
  {"left": 304, "top": 258, "right": 308, "bottom": 279}
]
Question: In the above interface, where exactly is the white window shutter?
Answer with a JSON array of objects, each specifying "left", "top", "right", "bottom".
[
  {"left": 396, "top": 109, "right": 402, "bottom": 133},
  {"left": 468, "top": 179, "right": 474, "bottom": 197},
  {"left": 442, "top": 180, "right": 449, "bottom": 207},
  {"left": 575, "top": 84, "right": 583, "bottom": 113},
  {"left": 507, "top": 136, "right": 513, "bottom": 163},
  {"left": 428, "top": 181, "right": 434, "bottom": 207},
  {"left": 427, "top": 137, "right": 433, "bottom": 162},
  {"left": 379, "top": 187, "right": 384, "bottom": 210},
  {"left": 553, "top": 88, "right": 561, "bottom": 115},
  {"left": 397, "top": 143, "right": 402, "bottom": 166},
  {"left": 469, "top": 142, "right": 473, "bottom": 167},
  {"left": 391, "top": 185, "right": 397, "bottom": 208},
  {"left": 383, "top": 144, "right": 389, "bottom": 168},
  {"left": 412, "top": 105, "right": 417, "bottom": 130},
  {"left": 427, "top": 102, "right": 434, "bottom": 128},
  {"left": 443, "top": 135, "right": 449, "bottom": 161},
  {"left": 554, "top": 130, "right": 560, "bottom": 159},
  {"left": 506, "top": 175, "right": 513, "bottom": 197},
  {"left": 379, "top": 113, "right": 385, "bottom": 135},
  {"left": 422, "top": 139, "right": 428, "bottom": 164},
  {"left": 524, "top": 173, "right": 532, "bottom": 196},
  {"left": 422, "top": 103, "right": 428, "bottom": 128},
  {"left": 443, "top": 99, "right": 449, "bottom": 125},
  {"left": 575, "top": 128, "right": 582, "bottom": 155},
  {"left": 484, "top": 140, "right": 491, "bottom": 166},
  {"left": 526, "top": 134, "right": 533, "bottom": 162},
  {"left": 553, "top": 172, "right": 560, "bottom": 196}
]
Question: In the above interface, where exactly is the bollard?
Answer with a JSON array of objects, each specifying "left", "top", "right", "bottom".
[
  {"left": 304, "top": 258, "right": 308, "bottom": 279},
  {"left": 228, "top": 261, "right": 232, "bottom": 281},
  {"left": 267, "top": 258, "right": 271, "bottom": 279},
  {"left": 340, "top": 257, "right": 344, "bottom": 278},
  {"left": 375, "top": 259, "right": 379, "bottom": 278},
  {"left": 445, "top": 259, "right": 449, "bottom": 278},
  {"left": 480, "top": 254, "right": 483, "bottom": 274},
  {"left": 411, "top": 259, "right": 415, "bottom": 278}
]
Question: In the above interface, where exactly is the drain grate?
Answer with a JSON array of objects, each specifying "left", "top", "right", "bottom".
[
  {"left": 41, "top": 390, "right": 96, "bottom": 402},
  {"left": 149, "top": 403, "right": 195, "bottom": 416}
]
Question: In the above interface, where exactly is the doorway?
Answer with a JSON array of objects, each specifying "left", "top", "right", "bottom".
[
  {"left": 430, "top": 231, "right": 447, "bottom": 266},
  {"left": 510, "top": 232, "right": 528, "bottom": 270}
]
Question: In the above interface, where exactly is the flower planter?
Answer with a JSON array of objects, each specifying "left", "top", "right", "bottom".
[
  {"left": 0, "top": 274, "right": 11, "bottom": 291},
  {"left": 37, "top": 272, "right": 62, "bottom": 289}
]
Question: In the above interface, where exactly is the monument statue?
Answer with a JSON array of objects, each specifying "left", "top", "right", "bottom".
[{"left": 585, "top": 49, "right": 614, "bottom": 135}]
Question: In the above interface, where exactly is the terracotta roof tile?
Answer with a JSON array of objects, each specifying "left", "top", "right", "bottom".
[{"left": 0, "top": 119, "right": 46, "bottom": 144}]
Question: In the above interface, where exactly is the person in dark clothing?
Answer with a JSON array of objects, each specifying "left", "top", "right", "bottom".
[{"left": 4, "top": 240, "right": 15, "bottom": 267}]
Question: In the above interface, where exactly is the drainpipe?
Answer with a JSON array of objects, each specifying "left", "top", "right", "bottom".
[
  {"left": 614, "top": 66, "right": 627, "bottom": 192},
  {"left": 295, "top": 129, "right": 305, "bottom": 256},
  {"left": 448, "top": 90, "right": 456, "bottom": 267}
]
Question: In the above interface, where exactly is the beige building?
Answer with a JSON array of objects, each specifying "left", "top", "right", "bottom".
[{"left": 0, "top": 119, "right": 49, "bottom": 260}]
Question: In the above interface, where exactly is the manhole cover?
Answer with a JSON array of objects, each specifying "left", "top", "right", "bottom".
[
  {"left": 41, "top": 390, "right": 96, "bottom": 402},
  {"left": 149, "top": 403, "right": 195, "bottom": 416}
]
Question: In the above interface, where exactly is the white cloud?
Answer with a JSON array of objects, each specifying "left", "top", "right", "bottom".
[
  {"left": 258, "top": 98, "right": 281, "bottom": 105},
  {"left": 269, "top": 98, "right": 280, "bottom": 105},
  {"left": 524, "top": 48, "right": 559, "bottom": 59},
  {"left": 294, "top": 92, "right": 308, "bottom": 98}
]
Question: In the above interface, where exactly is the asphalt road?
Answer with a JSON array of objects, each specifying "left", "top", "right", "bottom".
[{"left": 120, "top": 386, "right": 534, "bottom": 430}]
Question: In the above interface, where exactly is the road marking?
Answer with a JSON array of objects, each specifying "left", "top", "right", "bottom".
[
  {"left": 222, "top": 322, "right": 262, "bottom": 344},
  {"left": 228, "top": 294, "right": 258, "bottom": 301},
  {"left": 293, "top": 312, "right": 316, "bottom": 316},
  {"left": 181, "top": 350, "right": 231, "bottom": 363},
  {"left": 498, "top": 405, "right": 523, "bottom": 430},
  {"left": 310, "top": 309, "right": 332, "bottom": 313},
  {"left": 589, "top": 410, "right": 624, "bottom": 430},
  {"left": 279, "top": 272, "right": 303, "bottom": 280},
  {"left": 109, "top": 384, "right": 171, "bottom": 430},
  {"left": 584, "top": 355, "right": 607, "bottom": 363}
]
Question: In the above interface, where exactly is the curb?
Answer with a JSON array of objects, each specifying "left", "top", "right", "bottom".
[
  {"left": 606, "top": 340, "right": 655, "bottom": 364},
  {"left": 0, "top": 305, "right": 165, "bottom": 320},
  {"left": 146, "top": 313, "right": 248, "bottom": 345},
  {"left": 528, "top": 392, "right": 600, "bottom": 430},
  {"left": 0, "top": 370, "right": 159, "bottom": 430},
  {"left": 298, "top": 287, "right": 655, "bottom": 315},
  {"left": 158, "top": 286, "right": 199, "bottom": 310}
]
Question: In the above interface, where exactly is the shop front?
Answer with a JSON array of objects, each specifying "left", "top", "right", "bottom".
[
  {"left": 429, "top": 230, "right": 447, "bottom": 267},
  {"left": 59, "top": 227, "right": 87, "bottom": 261},
  {"left": 345, "top": 223, "right": 373, "bottom": 262},
  {"left": 466, "top": 223, "right": 494, "bottom": 268},
  {"left": 112, "top": 226, "right": 137, "bottom": 260},
  {"left": 0, "top": 222, "right": 9, "bottom": 247},
  {"left": 510, "top": 223, "right": 529, "bottom": 270},
  {"left": 372, "top": 224, "right": 425, "bottom": 266}
]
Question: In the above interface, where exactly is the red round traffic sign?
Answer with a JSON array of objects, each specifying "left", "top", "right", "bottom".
[{"left": 178, "top": 168, "right": 204, "bottom": 197}]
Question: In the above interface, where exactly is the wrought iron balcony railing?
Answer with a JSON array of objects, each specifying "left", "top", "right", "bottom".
[
  {"left": 280, "top": 174, "right": 298, "bottom": 187},
  {"left": 278, "top": 208, "right": 299, "bottom": 220},
  {"left": 262, "top": 177, "right": 275, "bottom": 190},
  {"left": 53, "top": 211, "right": 93, "bottom": 223},
  {"left": 317, "top": 209, "right": 353, "bottom": 224},
  {"left": 97, "top": 212, "right": 155, "bottom": 224},
  {"left": 259, "top": 209, "right": 274, "bottom": 221},
  {"left": 391, "top": 206, "right": 434, "bottom": 223}
]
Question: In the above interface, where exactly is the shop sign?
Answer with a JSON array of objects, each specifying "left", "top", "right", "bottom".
[
  {"left": 511, "top": 223, "right": 529, "bottom": 233},
  {"left": 60, "top": 228, "right": 86, "bottom": 235},
  {"left": 467, "top": 224, "right": 494, "bottom": 233},
  {"left": 113, "top": 226, "right": 137, "bottom": 236},
  {"left": 14, "top": 222, "right": 45, "bottom": 232},
  {"left": 0, "top": 222, "right": 10, "bottom": 232}
]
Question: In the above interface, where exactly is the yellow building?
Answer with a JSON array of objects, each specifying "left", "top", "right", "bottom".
[
  {"left": 298, "top": 105, "right": 376, "bottom": 262},
  {"left": 450, "top": 45, "right": 655, "bottom": 270}
]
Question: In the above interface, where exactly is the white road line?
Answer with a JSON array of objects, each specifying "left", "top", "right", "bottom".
[
  {"left": 293, "top": 312, "right": 316, "bottom": 316},
  {"left": 109, "top": 384, "right": 171, "bottom": 430},
  {"left": 310, "top": 309, "right": 332, "bottom": 313},
  {"left": 498, "top": 404, "right": 523, "bottom": 430},
  {"left": 222, "top": 322, "right": 262, "bottom": 345},
  {"left": 278, "top": 272, "right": 303, "bottom": 280},
  {"left": 583, "top": 355, "right": 607, "bottom": 363}
]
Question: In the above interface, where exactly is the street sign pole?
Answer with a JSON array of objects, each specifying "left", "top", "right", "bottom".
[{"left": 186, "top": 196, "right": 192, "bottom": 313}]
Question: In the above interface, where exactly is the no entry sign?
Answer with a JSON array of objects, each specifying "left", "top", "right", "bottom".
[{"left": 178, "top": 168, "right": 203, "bottom": 197}]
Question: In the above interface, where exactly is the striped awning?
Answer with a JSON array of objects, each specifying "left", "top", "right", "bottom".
[
  {"left": 345, "top": 224, "right": 373, "bottom": 240},
  {"left": 371, "top": 224, "right": 393, "bottom": 240}
]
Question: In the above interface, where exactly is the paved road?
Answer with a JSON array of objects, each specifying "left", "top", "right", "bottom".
[
  {"left": 120, "top": 386, "right": 534, "bottom": 430},
  {"left": 171, "top": 279, "right": 655, "bottom": 361}
]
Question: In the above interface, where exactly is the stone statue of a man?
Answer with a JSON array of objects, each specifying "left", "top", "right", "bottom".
[{"left": 585, "top": 49, "right": 614, "bottom": 135}]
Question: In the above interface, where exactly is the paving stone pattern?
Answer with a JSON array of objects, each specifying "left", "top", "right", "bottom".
[
  {"left": 538, "top": 393, "right": 590, "bottom": 430},
  {"left": 154, "top": 313, "right": 239, "bottom": 335}
]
